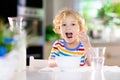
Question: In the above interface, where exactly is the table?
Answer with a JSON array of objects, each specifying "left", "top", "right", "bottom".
[
  {"left": 1, "top": 50, "right": 120, "bottom": 80},
  {"left": 25, "top": 66, "right": 120, "bottom": 80}
]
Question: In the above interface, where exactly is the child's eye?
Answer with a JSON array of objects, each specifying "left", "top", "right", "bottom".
[
  {"left": 62, "top": 24, "right": 66, "bottom": 26},
  {"left": 72, "top": 23, "right": 76, "bottom": 26}
]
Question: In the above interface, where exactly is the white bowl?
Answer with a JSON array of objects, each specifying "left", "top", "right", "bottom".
[{"left": 56, "top": 56, "right": 81, "bottom": 69}]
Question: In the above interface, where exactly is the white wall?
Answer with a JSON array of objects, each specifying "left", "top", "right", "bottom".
[
  {"left": 53, "top": 0, "right": 79, "bottom": 16},
  {"left": 44, "top": 0, "right": 79, "bottom": 26},
  {"left": 44, "top": 0, "right": 54, "bottom": 26}
]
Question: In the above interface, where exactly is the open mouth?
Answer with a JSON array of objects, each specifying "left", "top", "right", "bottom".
[{"left": 65, "top": 32, "right": 73, "bottom": 38}]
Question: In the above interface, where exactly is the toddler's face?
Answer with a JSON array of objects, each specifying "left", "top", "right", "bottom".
[{"left": 59, "top": 16, "right": 80, "bottom": 43}]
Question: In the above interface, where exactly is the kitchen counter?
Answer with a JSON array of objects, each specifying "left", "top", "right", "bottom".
[{"left": 91, "top": 39, "right": 120, "bottom": 46}]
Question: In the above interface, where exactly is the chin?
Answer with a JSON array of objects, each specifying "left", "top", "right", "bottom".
[{"left": 65, "top": 39, "right": 75, "bottom": 44}]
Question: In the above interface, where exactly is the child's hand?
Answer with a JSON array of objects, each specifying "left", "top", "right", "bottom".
[
  {"left": 48, "top": 58, "right": 57, "bottom": 67},
  {"left": 79, "top": 32, "right": 90, "bottom": 43},
  {"left": 79, "top": 32, "right": 91, "bottom": 47}
]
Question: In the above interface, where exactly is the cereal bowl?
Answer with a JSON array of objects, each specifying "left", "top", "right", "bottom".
[{"left": 56, "top": 56, "right": 81, "bottom": 69}]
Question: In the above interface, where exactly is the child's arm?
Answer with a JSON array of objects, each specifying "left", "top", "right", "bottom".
[
  {"left": 48, "top": 40, "right": 59, "bottom": 67},
  {"left": 79, "top": 32, "right": 92, "bottom": 66}
]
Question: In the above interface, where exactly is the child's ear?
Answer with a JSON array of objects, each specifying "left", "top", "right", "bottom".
[
  {"left": 53, "top": 27, "right": 60, "bottom": 34},
  {"left": 57, "top": 29, "right": 61, "bottom": 34}
]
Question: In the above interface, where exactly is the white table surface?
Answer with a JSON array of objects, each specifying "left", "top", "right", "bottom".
[{"left": 12, "top": 66, "right": 120, "bottom": 80}]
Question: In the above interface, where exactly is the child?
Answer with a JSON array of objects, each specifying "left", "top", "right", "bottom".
[{"left": 48, "top": 8, "right": 92, "bottom": 67}]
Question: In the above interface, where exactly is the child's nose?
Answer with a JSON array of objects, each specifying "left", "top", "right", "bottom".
[{"left": 66, "top": 25, "right": 71, "bottom": 29}]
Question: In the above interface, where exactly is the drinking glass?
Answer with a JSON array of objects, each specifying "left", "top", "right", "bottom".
[
  {"left": 88, "top": 47, "right": 106, "bottom": 71},
  {"left": 90, "top": 70, "right": 105, "bottom": 80}
]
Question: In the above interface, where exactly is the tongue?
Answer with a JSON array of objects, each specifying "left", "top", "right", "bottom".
[{"left": 66, "top": 33, "right": 72, "bottom": 38}]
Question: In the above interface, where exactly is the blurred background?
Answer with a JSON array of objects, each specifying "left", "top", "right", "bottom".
[{"left": 0, "top": 0, "right": 120, "bottom": 66}]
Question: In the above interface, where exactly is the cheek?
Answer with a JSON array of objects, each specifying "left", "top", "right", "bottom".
[
  {"left": 75, "top": 25, "right": 80, "bottom": 31},
  {"left": 60, "top": 26, "right": 65, "bottom": 31},
  {"left": 73, "top": 28, "right": 80, "bottom": 36},
  {"left": 74, "top": 27, "right": 80, "bottom": 32}
]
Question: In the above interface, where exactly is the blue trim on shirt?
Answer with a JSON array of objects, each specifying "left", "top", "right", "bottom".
[
  {"left": 51, "top": 52, "right": 60, "bottom": 56},
  {"left": 81, "top": 60, "right": 84, "bottom": 63},
  {"left": 63, "top": 39, "right": 83, "bottom": 51},
  {"left": 81, "top": 55, "right": 85, "bottom": 59}
]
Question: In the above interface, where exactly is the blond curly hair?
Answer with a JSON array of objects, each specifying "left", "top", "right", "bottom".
[{"left": 53, "top": 8, "right": 87, "bottom": 34}]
